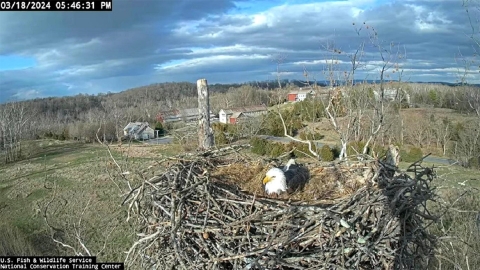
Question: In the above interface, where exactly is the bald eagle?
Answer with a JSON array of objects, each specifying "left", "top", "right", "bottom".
[{"left": 262, "top": 159, "right": 310, "bottom": 195}]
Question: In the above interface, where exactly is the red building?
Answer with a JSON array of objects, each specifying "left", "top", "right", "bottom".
[
  {"left": 228, "top": 112, "right": 244, "bottom": 124},
  {"left": 287, "top": 88, "right": 315, "bottom": 102},
  {"left": 287, "top": 93, "right": 298, "bottom": 102}
]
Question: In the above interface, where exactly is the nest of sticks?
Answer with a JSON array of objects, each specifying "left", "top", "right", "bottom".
[{"left": 124, "top": 146, "right": 438, "bottom": 269}]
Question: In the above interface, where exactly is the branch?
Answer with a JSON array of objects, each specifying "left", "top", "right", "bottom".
[
  {"left": 96, "top": 125, "right": 133, "bottom": 191},
  {"left": 276, "top": 107, "right": 319, "bottom": 158}
]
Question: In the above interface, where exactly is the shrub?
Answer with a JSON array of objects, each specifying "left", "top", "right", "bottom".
[
  {"left": 43, "top": 131, "right": 53, "bottom": 139},
  {"left": 292, "top": 99, "right": 325, "bottom": 122},
  {"left": 215, "top": 131, "right": 228, "bottom": 146},
  {"left": 154, "top": 122, "right": 165, "bottom": 136},
  {"left": 225, "top": 124, "right": 238, "bottom": 134},
  {"left": 409, "top": 147, "right": 423, "bottom": 161},
  {"left": 346, "top": 141, "right": 367, "bottom": 156},
  {"left": 250, "top": 137, "right": 270, "bottom": 155},
  {"left": 371, "top": 145, "right": 387, "bottom": 158},
  {"left": 467, "top": 156, "right": 480, "bottom": 169},
  {"left": 250, "top": 137, "right": 289, "bottom": 157},
  {"left": 270, "top": 144, "right": 286, "bottom": 157},
  {"left": 259, "top": 111, "right": 303, "bottom": 137},
  {"left": 287, "top": 142, "right": 318, "bottom": 158},
  {"left": 400, "top": 147, "right": 423, "bottom": 163},
  {"left": 331, "top": 145, "right": 341, "bottom": 159},
  {"left": 299, "top": 131, "right": 324, "bottom": 141},
  {"left": 320, "top": 145, "right": 334, "bottom": 161},
  {"left": 212, "top": 122, "right": 226, "bottom": 132}
]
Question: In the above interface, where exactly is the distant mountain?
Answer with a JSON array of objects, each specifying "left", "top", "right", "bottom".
[
  {"left": 3, "top": 79, "right": 477, "bottom": 124},
  {"left": 284, "top": 79, "right": 479, "bottom": 88}
]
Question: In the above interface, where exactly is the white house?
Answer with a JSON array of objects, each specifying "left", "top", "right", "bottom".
[
  {"left": 373, "top": 88, "right": 411, "bottom": 106},
  {"left": 123, "top": 122, "right": 155, "bottom": 140},
  {"left": 219, "top": 105, "right": 268, "bottom": 124}
]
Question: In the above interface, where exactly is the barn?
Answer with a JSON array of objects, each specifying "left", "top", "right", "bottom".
[
  {"left": 219, "top": 105, "right": 267, "bottom": 124},
  {"left": 287, "top": 88, "right": 315, "bottom": 102}
]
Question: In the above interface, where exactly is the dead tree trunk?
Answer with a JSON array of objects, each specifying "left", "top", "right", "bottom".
[{"left": 197, "top": 79, "right": 214, "bottom": 150}]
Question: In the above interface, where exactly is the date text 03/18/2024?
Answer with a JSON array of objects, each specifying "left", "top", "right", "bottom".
[{"left": 0, "top": 0, "right": 112, "bottom": 11}]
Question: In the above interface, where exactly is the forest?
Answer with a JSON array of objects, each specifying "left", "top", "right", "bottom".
[{"left": 0, "top": 80, "right": 480, "bottom": 169}]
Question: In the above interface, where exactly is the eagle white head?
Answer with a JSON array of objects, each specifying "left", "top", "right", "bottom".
[
  {"left": 263, "top": 167, "right": 287, "bottom": 195},
  {"left": 262, "top": 159, "right": 309, "bottom": 196}
]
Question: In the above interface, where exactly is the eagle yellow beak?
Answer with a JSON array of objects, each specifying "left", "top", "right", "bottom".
[{"left": 263, "top": 176, "right": 271, "bottom": 185}]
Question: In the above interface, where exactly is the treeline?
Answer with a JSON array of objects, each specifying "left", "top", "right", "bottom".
[
  {"left": 406, "top": 83, "right": 479, "bottom": 112},
  {"left": 0, "top": 82, "right": 275, "bottom": 163},
  {"left": 1, "top": 81, "right": 480, "bottom": 168}
]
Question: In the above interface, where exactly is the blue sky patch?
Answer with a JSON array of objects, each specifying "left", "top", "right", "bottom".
[
  {"left": 0, "top": 55, "right": 36, "bottom": 71},
  {"left": 0, "top": 0, "right": 475, "bottom": 102}
]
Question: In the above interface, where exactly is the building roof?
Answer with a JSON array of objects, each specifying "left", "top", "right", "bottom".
[
  {"left": 159, "top": 109, "right": 183, "bottom": 117},
  {"left": 230, "top": 112, "right": 244, "bottom": 119},
  {"left": 123, "top": 122, "right": 138, "bottom": 130},
  {"left": 288, "top": 88, "right": 315, "bottom": 95},
  {"left": 123, "top": 122, "right": 150, "bottom": 134}
]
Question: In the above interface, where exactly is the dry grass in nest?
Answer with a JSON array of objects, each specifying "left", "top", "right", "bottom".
[{"left": 211, "top": 160, "right": 376, "bottom": 202}]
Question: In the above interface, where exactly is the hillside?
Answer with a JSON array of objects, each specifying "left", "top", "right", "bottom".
[
  {"left": 0, "top": 79, "right": 479, "bottom": 268},
  {"left": 0, "top": 137, "right": 479, "bottom": 268}
]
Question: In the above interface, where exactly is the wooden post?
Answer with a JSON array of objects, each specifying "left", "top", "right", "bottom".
[{"left": 197, "top": 79, "right": 214, "bottom": 150}]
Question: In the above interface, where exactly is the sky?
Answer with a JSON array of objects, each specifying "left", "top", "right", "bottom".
[{"left": 0, "top": 0, "right": 478, "bottom": 103}]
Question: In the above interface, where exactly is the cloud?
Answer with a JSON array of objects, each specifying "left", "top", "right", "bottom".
[
  {"left": 157, "top": 54, "right": 270, "bottom": 72},
  {"left": 0, "top": 0, "right": 478, "bottom": 103},
  {"left": 12, "top": 89, "right": 43, "bottom": 100}
]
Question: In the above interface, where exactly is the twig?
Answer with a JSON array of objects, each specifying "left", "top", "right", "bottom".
[{"left": 123, "top": 151, "right": 438, "bottom": 269}]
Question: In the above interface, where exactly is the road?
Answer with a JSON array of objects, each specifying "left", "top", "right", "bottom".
[
  {"left": 423, "top": 156, "right": 457, "bottom": 165},
  {"left": 145, "top": 136, "right": 173, "bottom": 145}
]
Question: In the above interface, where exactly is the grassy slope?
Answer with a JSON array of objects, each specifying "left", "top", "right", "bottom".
[
  {"left": 0, "top": 139, "right": 180, "bottom": 262},
  {"left": 397, "top": 159, "right": 480, "bottom": 270},
  {"left": 1, "top": 137, "right": 478, "bottom": 269}
]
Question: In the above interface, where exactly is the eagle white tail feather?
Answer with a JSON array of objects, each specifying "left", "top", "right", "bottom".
[{"left": 284, "top": 158, "right": 296, "bottom": 171}]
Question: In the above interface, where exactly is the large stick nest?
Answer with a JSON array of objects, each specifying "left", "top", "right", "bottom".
[{"left": 124, "top": 146, "right": 437, "bottom": 270}]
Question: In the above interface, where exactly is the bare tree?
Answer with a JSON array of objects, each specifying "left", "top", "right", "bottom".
[
  {"left": 434, "top": 117, "right": 452, "bottom": 156},
  {"left": 320, "top": 38, "right": 357, "bottom": 159},
  {"left": 272, "top": 54, "right": 287, "bottom": 89},
  {"left": 452, "top": 1, "right": 480, "bottom": 166},
  {"left": 319, "top": 24, "right": 404, "bottom": 159},
  {"left": 102, "top": 100, "right": 124, "bottom": 142},
  {"left": 406, "top": 114, "right": 429, "bottom": 148},
  {"left": 0, "top": 101, "right": 32, "bottom": 163},
  {"left": 361, "top": 25, "right": 405, "bottom": 153}
]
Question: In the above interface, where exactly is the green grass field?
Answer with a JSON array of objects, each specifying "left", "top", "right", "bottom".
[{"left": 0, "top": 140, "right": 179, "bottom": 262}]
